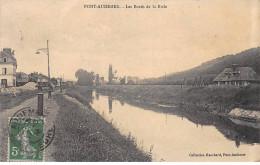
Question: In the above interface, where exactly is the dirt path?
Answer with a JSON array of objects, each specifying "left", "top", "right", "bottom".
[{"left": 0, "top": 92, "right": 60, "bottom": 162}]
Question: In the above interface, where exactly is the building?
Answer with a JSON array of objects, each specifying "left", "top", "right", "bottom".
[
  {"left": 16, "top": 72, "right": 29, "bottom": 86},
  {"left": 0, "top": 48, "right": 17, "bottom": 87},
  {"left": 213, "top": 64, "right": 259, "bottom": 86}
]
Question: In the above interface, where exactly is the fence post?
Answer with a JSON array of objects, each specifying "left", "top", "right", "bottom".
[{"left": 37, "top": 93, "right": 44, "bottom": 116}]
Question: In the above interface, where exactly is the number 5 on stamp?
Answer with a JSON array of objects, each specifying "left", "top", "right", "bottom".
[{"left": 9, "top": 117, "right": 44, "bottom": 161}]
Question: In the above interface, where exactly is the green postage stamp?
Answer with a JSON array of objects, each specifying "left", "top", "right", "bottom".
[{"left": 9, "top": 117, "right": 44, "bottom": 161}]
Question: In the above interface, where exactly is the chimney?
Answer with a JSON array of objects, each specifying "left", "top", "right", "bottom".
[
  {"left": 3, "top": 48, "right": 12, "bottom": 55},
  {"left": 232, "top": 64, "right": 238, "bottom": 72}
]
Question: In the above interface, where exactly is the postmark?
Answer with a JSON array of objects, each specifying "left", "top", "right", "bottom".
[{"left": 8, "top": 107, "right": 55, "bottom": 161}]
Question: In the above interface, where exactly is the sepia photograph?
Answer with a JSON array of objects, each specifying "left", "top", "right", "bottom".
[{"left": 0, "top": 0, "right": 259, "bottom": 162}]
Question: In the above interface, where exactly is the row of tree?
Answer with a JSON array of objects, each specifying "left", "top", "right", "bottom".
[
  {"left": 144, "top": 75, "right": 216, "bottom": 86},
  {"left": 75, "top": 64, "right": 128, "bottom": 86},
  {"left": 76, "top": 64, "right": 217, "bottom": 86},
  {"left": 75, "top": 69, "right": 104, "bottom": 86}
]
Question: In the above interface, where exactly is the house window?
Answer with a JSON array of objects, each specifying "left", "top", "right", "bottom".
[
  {"left": 3, "top": 58, "right": 7, "bottom": 62},
  {"left": 2, "top": 68, "right": 7, "bottom": 74}
]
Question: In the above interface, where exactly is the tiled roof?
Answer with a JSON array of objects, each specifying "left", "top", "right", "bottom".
[
  {"left": 0, "top": 50, "right": 17, "bottom": 66},
  {"left": 213, "top": 67, "right": 258, "bottom": 82}
]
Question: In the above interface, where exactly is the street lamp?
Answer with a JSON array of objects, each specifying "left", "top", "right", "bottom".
[
  {"left": 36, "top": 40, "right": 52, "bottom": 99},
  {"left": 36, "top": 40, "right": 50, "bottom": 81}
]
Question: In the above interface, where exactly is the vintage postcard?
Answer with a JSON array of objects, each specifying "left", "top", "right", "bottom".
[{"left": 0, "top": 0, "right": 259, "bottom": 162}]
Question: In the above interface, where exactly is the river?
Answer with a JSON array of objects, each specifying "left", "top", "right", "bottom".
[{"left": 90, "top": 92, "right": 260, "bottom": 161}]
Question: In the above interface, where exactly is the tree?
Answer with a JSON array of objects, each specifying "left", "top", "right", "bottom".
[
  {"left": 185, "top": 78, "right": 193, "bottom": 86},
  {"left": 120, "top": 77, "right": 126, "bottom": 85},
  {"left": 193, "top": 77, "right": 198, "bottom": 86},
  {"left": 28, "top": 72, "right": 48, "bottom": 83},
  {"left": 127, "top": 80, "right": 135, "bottom": 85},
  {"left": 95, "top": 74, "right": 100, "bottom": 86},
  {"left": 108, "top": 64, "right": 114, "bottom": 84},
  {"left": 50, "top": 78, "right": 58, "bottom": 86},
  {"left": 100, "top": 76, "right": 104, "bottom": 85},
  {"left": 75, "top": 69, "right": 95, "bottom": 86},
  {"left": 203, "top": 75, "right": 216, "bottom": 85}
]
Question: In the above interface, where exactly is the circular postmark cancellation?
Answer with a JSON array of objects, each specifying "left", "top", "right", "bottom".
[{"left": 8, "top": 107, "right": 55, "bottom": 161}]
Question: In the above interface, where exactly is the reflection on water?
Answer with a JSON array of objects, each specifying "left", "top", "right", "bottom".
[
  {"left": 119, "top": 100, "right": 124, "bottom": 106},
  {"left": 91, "top": 92, "right": 260, "bottom": 161},
  {"left": 108, "top": 96, "right": 112, "bottom": 114},
  {"left": 95, "top": 93, "right": 99, "bottom": 100}
]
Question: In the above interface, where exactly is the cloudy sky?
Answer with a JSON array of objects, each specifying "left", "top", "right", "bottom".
[{"left": 0, "top": 0, "right": 259, "bottom": 80}]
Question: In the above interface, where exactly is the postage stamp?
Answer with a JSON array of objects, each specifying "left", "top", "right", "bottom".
[
  {"left": 9, "top": 117, "right": 44, "bottom": 161},
  {"left": 8, "top": 106, "right": 56, "bottom": 153},
  {"left": 7, "top": 107, "right": 56, "bottom": 161}
]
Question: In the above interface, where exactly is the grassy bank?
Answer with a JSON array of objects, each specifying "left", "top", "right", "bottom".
[
  {"left": 52, "top": 90, "right": 151, "bottom": 162},
  {"left": 96, "top": 85, "right": 260, "bottom": 115},
  {"left": 0, "top": 90, "right": 39, "bottom": 110}
]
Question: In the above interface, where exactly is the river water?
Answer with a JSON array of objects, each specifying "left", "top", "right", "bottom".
[{"left": 90, "top": 92, "right": 260, "bottom": 161}]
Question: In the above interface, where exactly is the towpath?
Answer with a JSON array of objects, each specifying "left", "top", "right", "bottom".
[{"left": 0, "top": 92, "right": 60, "bottom": 161}]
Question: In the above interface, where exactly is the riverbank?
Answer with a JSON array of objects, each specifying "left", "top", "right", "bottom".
[
  {"left": 96, "top": 85, "right": 260, "bottom": 115},
  {"left": 52, "top": 89, "right": 151, "bottom": 161},
  {"left": 71, "top": 86, "right": 260, "bottom": 161}
]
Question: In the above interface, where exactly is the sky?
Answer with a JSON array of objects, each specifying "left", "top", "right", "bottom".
[{"left": 0, "top": 0, "right": 260, "bottom": 81}]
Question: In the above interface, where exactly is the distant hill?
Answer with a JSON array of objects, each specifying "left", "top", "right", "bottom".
[{"left": 140, "top": 47, "right": 260, "bottom": 85}]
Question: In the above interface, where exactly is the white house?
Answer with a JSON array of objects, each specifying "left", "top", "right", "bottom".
[{"left": 0, "top": 48, "right": 17, "bottom": 87}]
